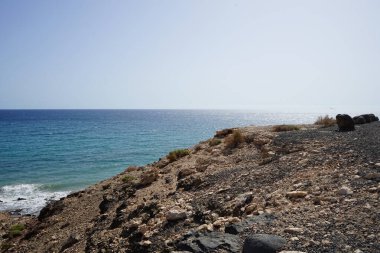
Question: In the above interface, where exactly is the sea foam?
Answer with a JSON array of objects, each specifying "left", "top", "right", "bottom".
[{"left": 0, "top": 184, "right": 70, "bottom": 215}]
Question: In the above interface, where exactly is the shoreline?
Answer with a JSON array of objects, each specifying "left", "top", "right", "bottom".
[{"left": 1, "top": 120, "right": 380, "bottom": 252}]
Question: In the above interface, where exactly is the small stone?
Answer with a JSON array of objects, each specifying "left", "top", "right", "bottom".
[
  {"left": 244, "top": 204, "right": 258, "bottom": 214},
  {"left": 367, "top": 234, "right": 375, "bottom": 239},
  {"left": 225, "top": 224, "right": 243, "bottom": 235},
  {"left": 228, "top": 217, "right": 241, "bottom": 223},
  {"left": 286, "top": 191, "right": 308, "bottom": 198},
  {"left": 279, "top": 251, "right": 306, "bottom": 253},
  {"left": 130, "top": 218, "right": 142, "bottom": 227},
  {"left": 213, "top": 220, "right": 223, "bottom": 228},
  {"left": 337, "top": 186, "right": 353, "bottom": 195},
  {"left": 368, "top": 187, "right": 378, "bottom": 193},
  {"left": 375, "top": 163, "right": 380, "bottom": 168},
  {"left": 164, "top": 239, "right": 172, "bottom": 246},
  {"left": 210, "top": 212, "right": 219, "bottom": 220},
  {"left": 364, "top": 173, "right": 380, "bottom": 181},
  {"left": 290, "top": 237, "right": 299, "bottom": 241},
  {"left": 166, "top": 208, "right": 187, "bottom": 221},
  {"left": 140, "top": 240, "right": 152, "bottom": 246},
  {"left": 61, "top": 234, "right": 80, "bottom": 252},
  {"left": 321, "top": 239, "right": 331, "bottom": 245},
  {"left": 284, "top": 227, "right": 303, "bottom": 234},
  {"left": 354, "top": 249, "right": 363, "bottom": 253},
  {"left": 197, "top": 224, "right": 209, "bottom": 232}
]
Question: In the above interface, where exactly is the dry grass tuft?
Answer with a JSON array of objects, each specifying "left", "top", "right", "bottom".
[
  {"left": 272, "top": 125, "right": 300, "bottom": 132},
  {"left": 225, "top": 130, "right": 245, "bottom": 149},
  {"left": 314, "top": 115, "right": 336, "bottom": 127}
]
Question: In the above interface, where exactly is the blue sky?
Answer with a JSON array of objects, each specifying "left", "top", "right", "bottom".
[{"left": 0, "top": 0, "right": 379, "bottom": 112}]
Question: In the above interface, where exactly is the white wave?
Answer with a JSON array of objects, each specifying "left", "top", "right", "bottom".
[{"left": 0, "top": 184, "right": 70, "bottom": 215}]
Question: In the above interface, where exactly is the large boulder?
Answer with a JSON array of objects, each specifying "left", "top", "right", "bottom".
[
  {"left": 243, "top": 234, "right": 286, "bottom": 253},
  {"left": 361, "top": 114, "right": 378, "bottom": 123},
  {"left": 353, "top": 114, "right": 379, "bottom": 125},
  {"left": 336, "top": 114, "right": 355, "bottom": 131},
  {"left": 353, "top": 116, "right": 366, "bottom": 125},
  {"left": 360, "top": 114, "right": 371, "bottom": 123}
]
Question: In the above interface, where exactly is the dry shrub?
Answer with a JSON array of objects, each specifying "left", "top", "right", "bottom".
[
  {"left": 139, "top": 168, "right": 159, "bottom": 186},
  {"left": 214, "top": 128, "right": 234, "bottom": 138},
  {"left": 125, "top": 166, "right": 139, "bottom": 172},
  {"left": 209, "top": 138, "right": 222, "bottom": 147},
  {"left": 122, "top": 175, "right": 136, "bottom": 183},
  {"left": 225, "top": 130, "right": 245, "bottom": 149},
  {"left": 314, "top": 115, "right": 336, "bottom": 127},
  {"left": 272, "top": 125, "right": 300, "bottom": 132},
  {"left": 167, "top": 149, "right": 190, "bottom": 162},
  {"left": 193, "top": 144, "right": 202, "bottom": 152}
]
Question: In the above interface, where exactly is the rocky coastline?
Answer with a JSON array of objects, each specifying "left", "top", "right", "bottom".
[{"left": 1, "top": 117, "right": 379, "bottom": 253}]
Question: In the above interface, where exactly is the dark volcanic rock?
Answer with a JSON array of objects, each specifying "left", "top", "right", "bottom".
[
  {"left": 225, "top": 224, "right": 243, "bottom": 235},
  {"left": 16, "top": 198, "right": 26, "bottom": 201},
  {"left": 353, "top": 114, "right": 379, "bottom": 125},
  {"left": 99, "top": 195, "right": 115, "bottom": 214},
  {"left": 353, "top": 116, "right": 366, "bottom": 125},
  {"left": 38, "top": 200, "right": 65, "bottom": 221},
  {"left": 60, "top": 233, "right": 80, "bottom": 252},
  {"left": 242, "top": 234, "right": 286, "bottom": 253},
  {"left": 177, "top": 176, "right": 202, "bottom": 191},
  {"left": 361, "top": 114, "right": 376, "bottom": 123},
  {"left": 336, "top": 114, "right": 355, "bottom": 131},
  {"left": 225, "top": 214, "right": 275, "bottom": 235},
  {"left": 177, "top": 232, "right": 240, "bottom": 252}
]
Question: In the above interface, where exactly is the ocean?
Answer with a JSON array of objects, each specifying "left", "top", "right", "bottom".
[{"left": 0, "top": 109, "right": 319, "bottom": 214}]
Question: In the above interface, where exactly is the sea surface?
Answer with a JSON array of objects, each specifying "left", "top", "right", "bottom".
[{"left": 0, "top": 109, "right": 320, "bottom": 214}]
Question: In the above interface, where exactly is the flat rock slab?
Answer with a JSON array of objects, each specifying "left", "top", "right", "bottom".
[
  {"left": 177, "top": 231, "right": 240, "bottom": 252},
  {"left": 243, "top": 234, "right": 286, "bottom": 253}
]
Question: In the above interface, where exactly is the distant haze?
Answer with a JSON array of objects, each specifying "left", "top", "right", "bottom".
[{"left": 0, "top": 1, "right": 379, "bottom": 113}]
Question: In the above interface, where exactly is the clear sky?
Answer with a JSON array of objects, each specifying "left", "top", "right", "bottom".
[{"left": 0, "top": 0, "right": 379, "bottom": 112}]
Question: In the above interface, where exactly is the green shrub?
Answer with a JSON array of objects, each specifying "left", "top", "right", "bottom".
[
  {"left": 8, "top": 224, "right": 25, "bottom": 238},
  {"left": 272, "top": 125, "right": 300, "bottom": 132},
  {"left": 122, "top": 175, "right": 136, "bottom": 183},
  {"left": 314, "top": 115, "right": 336, "bottom": 127},
  {"left": 1, "top": 243, "right": 13, "bottom": 251},
  {"left": 209, "top": 138, "right": 222, "bottom": 147},
  {"left": 225, "top": 130, "right": 244, "bottom": 149},
  {"left": 167, "top": 149, "right": 190, "bottom": 162}
]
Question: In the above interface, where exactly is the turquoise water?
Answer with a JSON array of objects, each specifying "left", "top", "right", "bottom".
[{"left": 0, "top": 109, "right": 319, "bottom": 213}]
